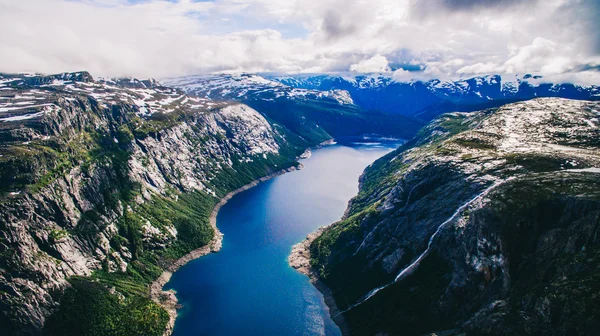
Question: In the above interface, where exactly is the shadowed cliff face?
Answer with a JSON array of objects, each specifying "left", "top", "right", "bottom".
[
  {"left": 0, "top": 72, "right": 307, "bottom": 335},
  {"left": 310, "top": 98, "right": 600, "bottom": 335}
]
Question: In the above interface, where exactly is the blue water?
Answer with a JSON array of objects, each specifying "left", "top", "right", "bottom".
[{"left": 165, "top": 140, "right": 400, "bottom": 336}]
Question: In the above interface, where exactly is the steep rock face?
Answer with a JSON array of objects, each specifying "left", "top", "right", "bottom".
[
  {"left": 309, "top": 98, "right": 600, "bottom": 335},
  {"left": 0, "top": 72, "right": 304, "bottom": 335}
]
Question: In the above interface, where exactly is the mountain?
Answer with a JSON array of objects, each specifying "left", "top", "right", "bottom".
[
  {"left": 270, "top": 73, "right": 600, "bottom": 120},
  {"left": 161, "top": 73, "right": 353, "bottom": 104},
  {"left": 3, "top": 70, "right": 598, "bottom": 336},
  {"left": 0, "top": 71, "right": 313, "bottom": 335},
  {"left": 162, "top": 74, "right": 425, "bottom": 143},
  {"left": 0, "top": 70, "right": 426, "bottom": 336},
  {"left": 303, "top": 98, "right": 600, "bottom": 335}
]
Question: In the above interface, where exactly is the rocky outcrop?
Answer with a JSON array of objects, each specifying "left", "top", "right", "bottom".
[
  {"left": 289, "top": 225, "right": 350, "bottom": 335},
  {"left": 306, "top": 98, "right": 600, "bottom": 335}
]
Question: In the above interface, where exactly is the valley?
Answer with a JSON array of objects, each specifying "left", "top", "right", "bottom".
[
  {"left": 0, "top": 71, "right": 598, "bottom": 336},
  {"left": 164, "top": 140, "right": 400, "bottom": 336},
  {"left": 2, "top": 1, "right": 600, "bottom": 335}
]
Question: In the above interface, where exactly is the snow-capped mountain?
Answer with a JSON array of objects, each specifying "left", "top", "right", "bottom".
[
  {"left": 160, "top": 73, "right": 598, "bottom": 121},
  {"left": 0, "top": 72, "right": 221, "bottom": 124},
  {"left": 161, "top": 73, "right": 354, "bottom": 105},
  {"left": 161, "top": 73, "right": 424, "bottom": 144},
  {"left": 270, "top": 73, "right": 600, "bottom": 119}
]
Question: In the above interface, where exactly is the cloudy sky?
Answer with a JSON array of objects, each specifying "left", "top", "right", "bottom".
[{"left": 0, "top": 0, "right": 598, "bottom": 83}]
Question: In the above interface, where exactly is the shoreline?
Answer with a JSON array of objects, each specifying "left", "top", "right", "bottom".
[
  {"left": 288, "top": 224, "right": 350, "bottom": 336},
  {"left": 150, "top": 165, "right": 300, "bottom": 336},
  {"left": 288, "top": 137, "right": 402, "bottom": 336}
]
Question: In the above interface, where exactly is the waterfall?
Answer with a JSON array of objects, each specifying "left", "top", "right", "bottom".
[{"left": 337, "top": 179, "right": 510, "bottom": 316}]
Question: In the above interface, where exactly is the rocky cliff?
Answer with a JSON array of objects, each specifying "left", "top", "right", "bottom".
[
  {"left": 0, "top": 72, "right": 308, "bottom": 335},
  {"left": 308, "top": 98, "right": 600, "bottom": 335}
]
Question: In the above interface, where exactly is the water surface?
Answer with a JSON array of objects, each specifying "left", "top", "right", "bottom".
[{"left": 166, "top": 139, "right": 400, "bottom": 336}]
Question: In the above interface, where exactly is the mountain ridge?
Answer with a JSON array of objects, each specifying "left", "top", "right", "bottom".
[
  {"left": 0, "top": 71, "right": 312, "bottom": 336},
  {"left": 271, "top": 73, "right": 600, "bottom": 118},
  {"left": 162, "top": 74, "right": 425, "bottom": 144},
  {"left": 162, "top": 72, "right": 599, "bottom": 123},
  {"left": 304, "top": 97, "right": 600, "bottom": 335}
]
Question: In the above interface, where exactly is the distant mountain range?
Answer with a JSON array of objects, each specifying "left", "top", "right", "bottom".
[
  {"left": 164, "top": 73, "right": 600, "bottom": 121},
  {"left": 162, "top": 74, "right": 425, "bottom": 144},
  {"left": 272, "top": 73, "right": 600, "bottom": 119}
]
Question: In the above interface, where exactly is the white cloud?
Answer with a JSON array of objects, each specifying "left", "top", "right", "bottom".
[
  {"left": 349, "top": 55, "right": 390, "bottom": 73},
  {"left": 391, "top": 68, "right": 429, "bottom": 82},
  {"left": 504, "top": 37, "right": 560, "bottom": 73},
  {"left": 0, "top": 0, "right": 597, "bottom": 83},
  {"left": 457, "top": 62, "right": 501, "bottom": 75},
  {"left": 455, "top": 37, "right": 598, "bottom": 81}
]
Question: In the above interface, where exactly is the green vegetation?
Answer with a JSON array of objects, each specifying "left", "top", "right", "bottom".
[
  {"left": 92, "top": 272, "right": 148, "bottom": 297},
  {"left": 347, "top": 147, "right": 408, "bottom": 216},
  {"left": 129, "top": 108, "right": 211, "bottom": 139},
  {"left": 504, "top": 153, "right": 569, "bottom": 173},
  {"left": 98, "top": 189, "right": 217, "bottom": 293},
  {"left": 247, "top": 97, "right": 424, "bottom": 146},
  {"left": 136, "top": 191, "right": 215, "bottom": 262},
  {"left": 43, "top": 278, "right": 169, "bottom": 336},
  {"left": 49, "top": 229, "right": 69, "bottom": 243},
  {"left": 130, "top": 113, "right": 180, "bottom": 139},
  {"left": 451, "top": 137, "right": 496, "bottom": 150},
  {"left": 116, "top": 124, "right": 134, "bottom": 144},
  {"left": 0, "top": 132, "right": 97, "bottom": 194},
  {"left": 409, "top": 109, "right": 494, "bottom": 148},
  {"left": 437, "top": 114, "right": 472, "bottom": 134},
  {"left": 43, "top": 146, "right": 297, "bottom": 335},
  {"left": 33, "top": 118, "right": 179, "bottom": 335},
  {"left": 310, "top": 204, "right": 380, "bottom": 278}
]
